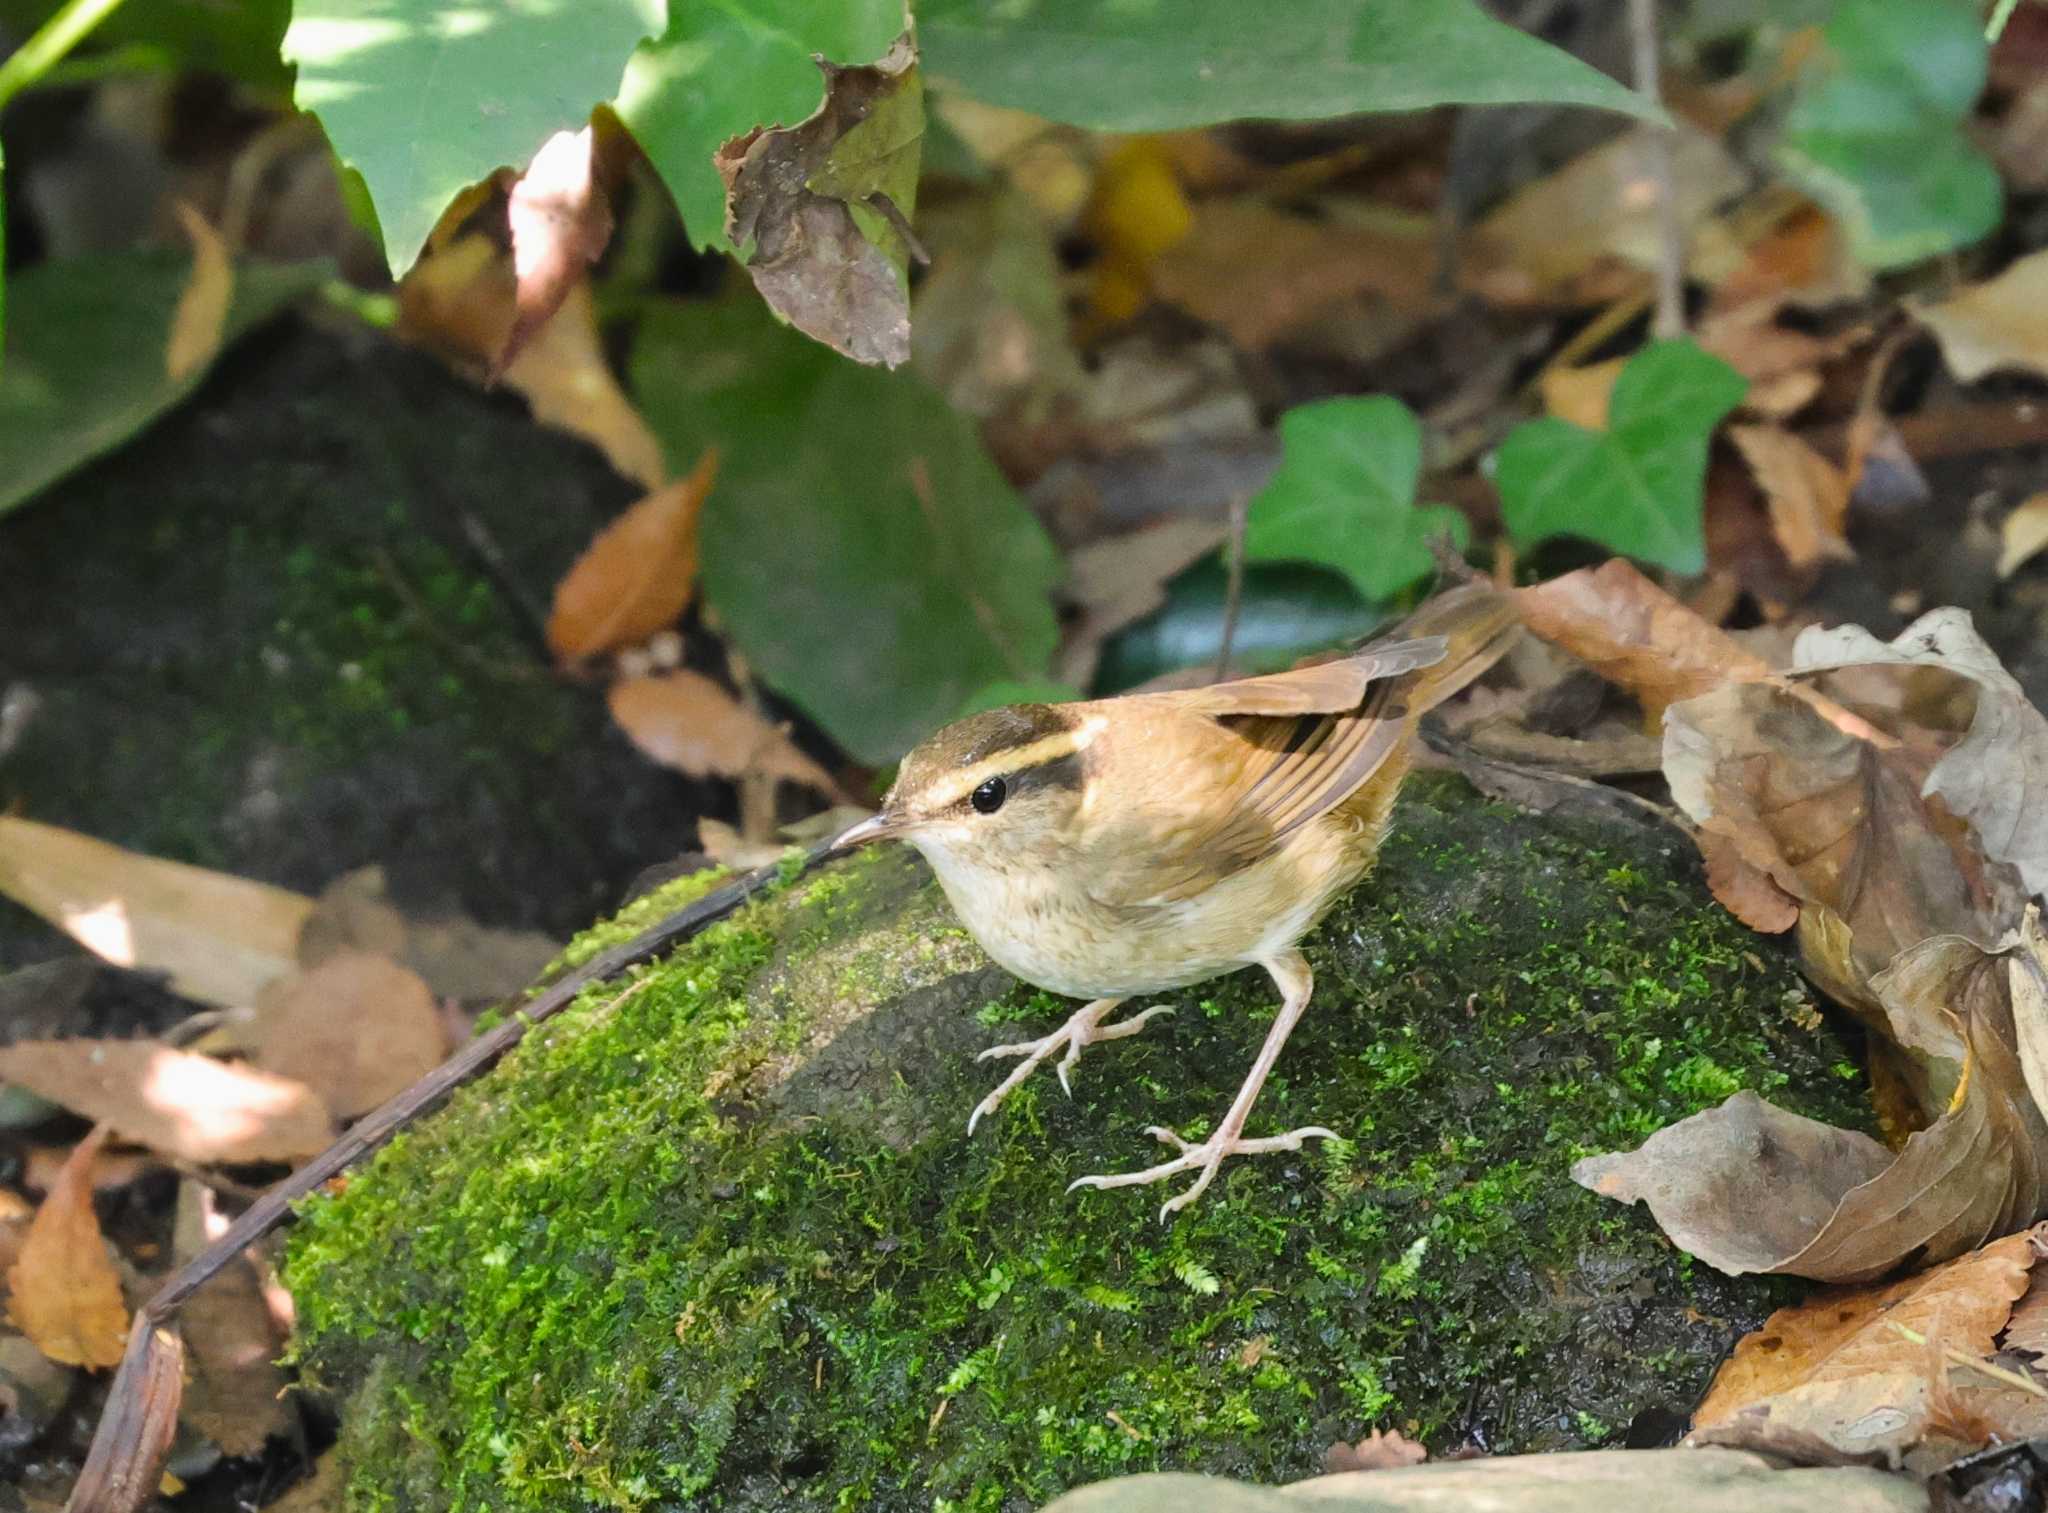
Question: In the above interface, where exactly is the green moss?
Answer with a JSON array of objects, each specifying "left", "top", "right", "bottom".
[
  {"left": 288, "top": 775, "right": 1871, "bottom": 1511},
  {"left": 548, "top": 866, "right": 735, "bottom": 975}
]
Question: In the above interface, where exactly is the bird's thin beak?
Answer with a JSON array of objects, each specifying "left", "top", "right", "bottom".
[{"left": 831, "top": 813, "right": 898, "bottom": 851}]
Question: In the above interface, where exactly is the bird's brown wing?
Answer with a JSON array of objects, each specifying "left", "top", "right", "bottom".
[
  {"left": 1093, "top": 587, "right": 1521, "bottom": 907},
  {"left": 1152, "top": 637, "right": 1445, "bottom": 717}
]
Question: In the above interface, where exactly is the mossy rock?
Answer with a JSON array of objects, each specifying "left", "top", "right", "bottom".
[{"left": 285, "top": 773, "right": 1871, "bottom": 1512}]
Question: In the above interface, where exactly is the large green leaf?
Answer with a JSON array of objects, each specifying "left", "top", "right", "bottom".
[
  {"left": 0, "top": 250, "right": 326, "bottom": 518},
  {"left": 284, "top": 0, "right": 662, "bottom": 275},
  {"left": 618, "top": 0, "right": 904, "bottom": 254},
  {"left": 631, "top": 293, "right": 1060, "bottom": 762},
  {"left": 1496, "top": 340, "right": 1746, "bottom": 575},
  {"left": 1776, "top": 0, "right": 1999, "bottom": 269},
  {"left": 915, "top": 0, "right": 1660, "bottom": 132},
  {"left": 1244, "top": 396, "right": 1466, "bottom": 602}
]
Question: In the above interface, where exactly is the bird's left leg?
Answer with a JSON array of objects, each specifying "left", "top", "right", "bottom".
[
  {"left": 1068, "top": 948, "right": 1333, "bottom": 1220},
  {"left": 966, "top": 997, "right": 1176, "bottom": 1134}
]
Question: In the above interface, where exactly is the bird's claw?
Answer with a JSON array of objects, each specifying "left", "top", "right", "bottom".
[
  {"left": 1067, "top": 1123, "right": 1339, "bottom": 1220},
  {"left": 966, "top": 1001, "right": 1174, "bottom": 1134}
]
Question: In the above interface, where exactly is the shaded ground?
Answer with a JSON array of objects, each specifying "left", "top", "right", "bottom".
[{"left": 0, "top": 313, "right": 728, "bottom": 966}]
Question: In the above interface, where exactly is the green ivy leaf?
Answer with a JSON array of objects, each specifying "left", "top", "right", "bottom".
[
  {"left": 1776, "top": 0, "right": 1999, "bottom": 269},
  {"left": 1496, "top": 340, "right": 1746, "bottom": 575},
  {"left": 618, "top": 0, "right": 904, "bottom": 255},
  {"left": 631, "top": 293, "right": 1060, "bottom": 763},
  {"left": 1244, "top": 397, "right": 1467, "bottom": 602},
  {"left": 0, "top": 250, "right": 325, "bottom": 518},
  {"left": 284, "top": 0, "right": 661, "bottom": 275},
  {"left": 917, "top": 0, "right": 1661, "bottom": 132}
]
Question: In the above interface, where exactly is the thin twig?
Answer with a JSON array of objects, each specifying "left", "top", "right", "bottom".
[
  {"left": 66, "top": 845, "right": 838, "bottom": 1512},
  {"left": 1214, "top": 494, "right": 1249, "bottom": 682},
  {"left": 1886, "top": 1320, "right": 2048, "bottom": 1400},
  {"left": 1626, "top": 0, "right": 1685, "bottom": 339}
]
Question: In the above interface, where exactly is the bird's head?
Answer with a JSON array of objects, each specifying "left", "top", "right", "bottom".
[{"left": 832, "top": 703, "right": 1093, "bottom": 878}]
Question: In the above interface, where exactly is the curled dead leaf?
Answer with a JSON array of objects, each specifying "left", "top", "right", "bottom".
[
  {"left": 174, "top": 1181, "right": 289, "bottom": 1455},
  {"left": 1691, "top": 1225, "right": 2044, "bottom": 1461},
  {"left": 165, "top": 203, "right": 233, "bottom": 382},
  {"left": 399, "top": 236, "right": 665, "bottom": 487},
  {"left": 719, "top": 35, "right": 922, "bottom": 367},
  {"left": 547, "top": 450, "right": 719, "bottom": 662},
  {"left": 1998, "top": 493, "right": 2048, "bottom": 579},
  {"left": 1516, "top": 560, "right": 1772, "bottom": 722},
  {"left": 1913, "top": 249, "right": 2048, "bottom": 383},
  {"left": 249, "top": 952, "right": 446, "bottom": 1120},
  {"left": 1792, "top": 610, "right": 2048, "bottom": 898},
  {"left": 1728, "top": 424, "right": 1853, "bottom": 569},
  {"left": 0, "top": 817, "right": 312, "bottom": 1012},
  {"left": 7, "top": 1127, "right": 129, "bottom": 1368},
  {"left": 500, "top": 126, "right": 614, "bottom": 377},
  {"left": 0, "top": 1040, "right": 332, "bottom": 1165},
  {"left": 1576, "top": 920, "right": 2048, "bottom": 1283},
  {"left": 608, "top": 671, "right": 841, "bottom": 797}
]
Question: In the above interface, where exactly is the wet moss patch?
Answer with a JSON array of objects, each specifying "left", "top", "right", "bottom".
[{"left": 287, "top": 775, "right": 1871, "bottom": 1511}]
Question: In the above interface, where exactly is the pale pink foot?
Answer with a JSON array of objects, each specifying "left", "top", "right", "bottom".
[
  {"left": 1068, "top": 1121, "right": 1337, "bottom": 1221},
  {"left": 967, "top": 998, "right": 1174, "bottom": 1134},
  {"left": 1065, "top": 947, "right": 1334, "bottom": 1221}
]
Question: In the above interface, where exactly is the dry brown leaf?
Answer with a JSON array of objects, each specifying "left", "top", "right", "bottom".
[
  {"left": 2002, "top": 1230, "right": 2048, "bottom": 1356},
  {"left": 21, "top": 1143, "right": 151, "bottom": 1194},
  {"left": 500, "top": 126, "right": 613, "bottom": 377},
  {"left": 1323, "top": 1427, "right": 1428, "bottom": 1474},
  {"left": 1468, "top": 125, "right": 1744, "bottom": 303},
  {"left": 165, "top": 202, "right": 233, "bottom": 382},
  {"left": 608, "top": 671, "right": 841, "bottom": 795},
  {"left": 1691, "top": 1226, "right": 2043, "bottom": 1459},
  {"left": 0, "top": 818, "right": 311, "bottom": 1011},
  {"left": 0, "top": 1040, "right": 331, "bottom": 1164},
  {"left": 7, "top": 1128, "right": 129, "bottom": 1368},
  {"left": 297, "top": 867, "right": 408, "bottom": 968},
  {"left": 1706, "top": 204, "right": 1869, "bottom": 313},
  {"left": 1576, "top": 921, "right": 2048, "bottom": 1283},
  {"left": 697, "top": 817, "right": 789, "bottom": 871},
  {"left": 248, "top": 952, "right": 446, "bottom": 1120},
  {"left": 718, "top": 36, "right": 920, "bottom": 367},
  {"left": 1728, "top": 424, "right": 1853, "bottom": 569},
  {"left": 1914, "top": 250, "right": 2048, "bottom": 382},
  {"left": 1664, "top": 680, "right": 2019, "bottom": 997},
  {"left": 1149, "top": 199, "right": 1438, "bottom": 351},
  {"left": 399, "top": 236, "right": 665, "bottom": 487},
  {"left": 173, "top": 1181, "right": 291, "bottom": 1455},
  {"left": 1515, "top": 560, "right": 1773, "bottom": 722},
  {"left": 401, "top": 918, "right": 558, "bottom": 1005},
  {"left": 1998, "top": 493, "right": 2048, "bottom": 579},
  {"left": 1536, "top": 357, "right": 1625, "bottom": 431},
  {"left": 546, "top": 450, "right": 718, "bottom": 662},
  {"left": 1697, "top": 830, "right": 1798, "bottom": 934},
  {"left": 1793, "top": 611, "right": 2048, "bottom": 898},
  {"left": 1056, "top": 519, "right": 1226, "bottom": 688}
]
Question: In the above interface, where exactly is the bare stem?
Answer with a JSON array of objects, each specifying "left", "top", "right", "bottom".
[
  {"left": 1214, "top": 494, "right": 1249, "bottom": 682},
  {"left": 0, "top": 0, "right": 134, "bottom": 109},
  {"left": 1626, "top": 0, "right": 1685, "bottom": 339}
]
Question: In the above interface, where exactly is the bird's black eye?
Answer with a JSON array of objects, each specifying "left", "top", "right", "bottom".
[{"left": 970, "top": 777, "right": 1008, "bottom": 814}]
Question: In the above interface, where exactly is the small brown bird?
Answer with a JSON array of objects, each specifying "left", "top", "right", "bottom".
[{"left": 834, "top": 582, "right": 1519, "bottom": 1217}]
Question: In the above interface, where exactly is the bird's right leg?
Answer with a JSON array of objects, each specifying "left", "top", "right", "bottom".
[{"left": 967, "top": 998, "right": 1175, "bottom": 1133}]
